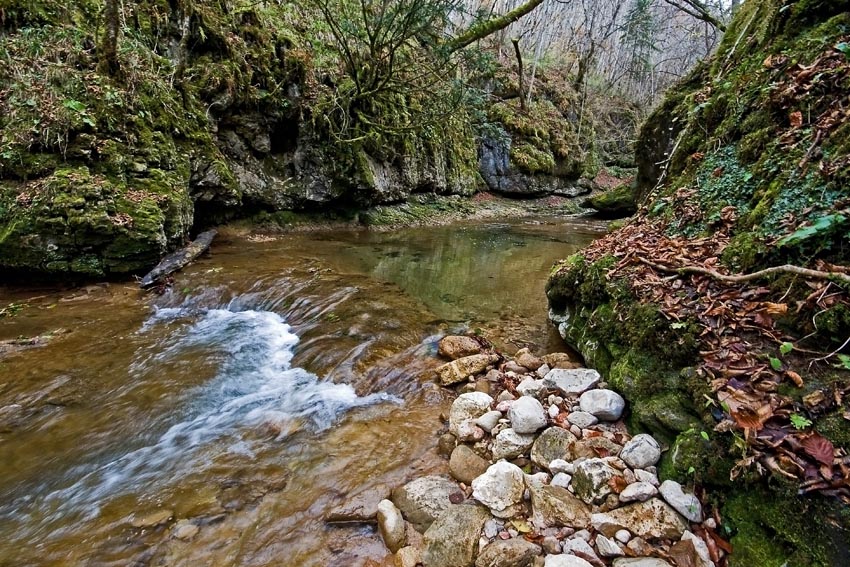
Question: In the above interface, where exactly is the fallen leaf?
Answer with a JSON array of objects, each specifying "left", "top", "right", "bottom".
[
  {"left": 786, "top": 370, "right": 804, "bottom": 387},
  {"left": 790, "top": 111, "right": 803, "bottom": 128},
  {"left": 802, "top": 433, "right": 835, "bottom": 466}
]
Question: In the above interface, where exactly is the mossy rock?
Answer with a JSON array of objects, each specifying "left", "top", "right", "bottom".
[{"left": 581, "top": 184, "right": 637, "bottom": 218}]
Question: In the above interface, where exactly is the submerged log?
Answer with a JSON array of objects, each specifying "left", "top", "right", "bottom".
[{"left": 140, "top": 230, "right": 217, "bottom": 288}]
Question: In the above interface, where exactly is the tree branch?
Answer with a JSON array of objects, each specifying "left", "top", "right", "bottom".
[
  {"left": 637, "top": 257, "right": 850, "bottom": 285},
  {"left": 444, "top": 0, "right": 546, "bottom": 53},
  {"left": 659, "top": 0, "right": 726, "bottom": 32}
]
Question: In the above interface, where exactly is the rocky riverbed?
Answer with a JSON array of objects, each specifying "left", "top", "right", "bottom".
[{"left": 367, "top": 336, "right": 728, "bottom": 567}]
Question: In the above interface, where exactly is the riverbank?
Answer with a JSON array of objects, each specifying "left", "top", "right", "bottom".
[{"left": 371, "top": 336, "right": 725, "bottom": 567}]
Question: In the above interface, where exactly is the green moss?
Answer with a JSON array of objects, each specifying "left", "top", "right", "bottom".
[
  {"left": 584, "top": 184, "right": 636, "bottom": 218},
  {"left": 510, "top": 142, "right": 555, "bottom": 174}
]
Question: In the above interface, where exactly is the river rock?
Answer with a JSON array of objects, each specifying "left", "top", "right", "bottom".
[
  {"left": 173, "top": 520, "right": 199, "bottom": 540},
  {"left": 503, "top": 361, "right": 528, "bottom": 374},
  {"left": 530, "top": 427, "right": 577, "bottom": 469},
  {"left": 509, "top": 396, "right": 547, "bottom": 433},
  {"left": 596, "top": 534, "right": 624, "bottom": 557},
  {"left": 471, "top": 461, "right": 525, "bottom": 514},
  {"left": 378, "top": 499, "right": 407, "bottom": 553},
  {"left": 515, "top": 348, "right": 544, "bottom": 371},
  {"left": 395, "top": 546, "right": 421, "bottom": 567},
  {"left": 450, "top": 445, "right": 490, "bottom": 484},
  {"left": 562, "top": 537, "right": 598, "bottom": 561},
  {"left": 437, "top": 433, "right": 456, "bottom": 458},
  {"left": 527, "top": 480, "right": 591, "bottom": 528},
  {"left": 678, "top": 530, "right": 714, "bottom": 567},
  {"left": 449, "top": 392, "right": 494, "bottom": 436},
  {"left": 618, "top": 482, "right": 658, "bottom": 503},
  {"left": 591, "top": 498, "right": 688, "bottom": 539},
  {"left": 131, "top": 509, "right": 173, "bottom": 528},
  {"left": 391, "top": 476, "right": 460, "bottom": 532},
  {"left": 579, "top": 389, "right": 626, "bottom": 421},
  {"left": 517, "top": 377, "right": 546, "bottom": 398},
  {"left": 633, "top": 469, "right": 659, "bottom": 486},
  {"left": 543, "top": 368, "right": 601, "bottom": 395},
  {"left": 491, "top": 428, "right": 535, "bottom": 460},
  {"left": 549, "top": 459, "right": 573, "bottom": 475},
  {"left": 437, "top": 354, "right": 500, "bottom": 386},
  {"left": 659, "top": 480, "right": 702, "bottom": 522},
  {"left": 542, "top": 353, "right": 582, "bottom": 369},
  {"left": 439, "top": 336, "right": 485, "bottom": 360},
  {"left": 570, "top": 437, "right": 623, "bottom": 460},
  {"left": 475, "top": 539, "right": 542, "bottom": 567},
  {"left": 567, "top": 411, "right": 598, "bottom": 429},
  {"left": 551, "top": 473, "right": 572, "bottom": 489},
  {"left": 475, "top": 410, "right": 503, "bottom": 433},
  {"left": 572, "top": 458, "right": 621, "bottom": 504},
  {"left": 421, "top": 504, "right": 490, "bottom": 567},
  {"left": 544, "top": 555, "right": 594, "bottom": 567},
  {"left": 457, "top": 420, "right": 486, "bottom": 442},
  {"left": 613, "top": 559, "right": 673, "bottom": 567},
  {"left": 619, "top": 434, "right": 661, "bottom": 469}
]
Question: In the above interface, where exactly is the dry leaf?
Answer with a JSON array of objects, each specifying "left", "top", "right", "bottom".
[
  {"left": 790, "top": 111, "right": 803, "bottom": 128},
  {"left": 786, "top": 370, "right": 804, "bottom": 387},
  {"left": 802, "top": 433, "right": 835, "bottom": 466}
]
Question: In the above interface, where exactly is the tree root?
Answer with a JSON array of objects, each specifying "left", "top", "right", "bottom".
[{"left": 637, "top": 257, "right": 850, "bottom": 285}]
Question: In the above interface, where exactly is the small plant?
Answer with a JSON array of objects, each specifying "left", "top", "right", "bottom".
[
  {"left": 0, "top": 302, "right": 27, "bottom": 318},
  {"left": 834, "top": 354, "right": 850, "bottom": 371},
  {"left": 790, "top": 413, "right": 813, "bottom": 430},
  {"left": 780, "top": 342, "right": 793, "bottom": 355}
]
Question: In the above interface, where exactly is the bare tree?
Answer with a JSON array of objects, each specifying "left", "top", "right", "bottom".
[{"left": 99, "top": 0, "right": 120, "bottom": 76}]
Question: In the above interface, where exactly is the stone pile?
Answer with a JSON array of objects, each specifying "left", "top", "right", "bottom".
[{"left": 375, "top": 336, "right": 726, "bottom": 567}]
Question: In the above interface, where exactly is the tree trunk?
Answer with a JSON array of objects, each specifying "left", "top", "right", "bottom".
[
  {"left": 99, "top": 0, "right": 120, "bottom": 76},
  {"left": 512, "top": 38, "right": 526, "bottom": 111}
]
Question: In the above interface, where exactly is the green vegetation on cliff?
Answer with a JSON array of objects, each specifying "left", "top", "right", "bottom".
[{"left": 549, "top": 1, "right": 850, "bottom": 564}]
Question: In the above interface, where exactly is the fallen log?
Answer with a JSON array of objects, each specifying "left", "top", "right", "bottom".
[{"left": 140, "top": 229, "right": 217, "bottom": 288}]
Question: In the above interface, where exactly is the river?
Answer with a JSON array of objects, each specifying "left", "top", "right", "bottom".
[{"left": 0, "top": 217, "right": 605, "bottom": 566}]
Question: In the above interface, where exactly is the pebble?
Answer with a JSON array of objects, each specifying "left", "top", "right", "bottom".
[
  {"left": 619, "top": 434, "right": 662, "bottom": 469},
  {"left": 548, "top": 405, "right": 560, "bottom": 418},
  {"left": 619, "top": 481, "right": 658, "bottom": 503},
  {"left": 548, "top": 459, "right": 573, "bottom": 475},
  {"left": 545, "top": 554, "right": 594, "bottom": 567},
  {"left": 634, "top": 469, "right": 659, "bottom": 486},
  {"left": 496, "top": 400, "right": 513, "bottom": 412},
  {"left": 517, "top": 377, "right": 546, "bottom": 397},
  {"left": 509, "top": 396, "right": 548, "bottom": 434},
  {"left": 615, "top": 529, "right": 631, "bottom": 543},
  {"left": 475, "top": 410, "right": 503, "bottom": 433},
  {"left": 497, "top": 390, "right": 516, "bottom": 402},
  {"left": 472, "top": 462, "right": 526, "bottom": 514},
  {"left": 567, "top": 411, "right": 598, "bottom": 429},
  {"left": 542, "top": 535, "right": 562, "bottom": 554},
  {"left": 483, "top": 518, "right": 503, "bottom": 538},
  {"left": 596, "top": 534, "right": 625, "bottom": 557},
  {"left": 551, "top": 472, "right": 572, "bottom": 489},
  {"left": 491, "top": 428, "right": 535, "bottom": 460},
  {"left": 173, "top": 521, "right": 199, "bottom": 541}
]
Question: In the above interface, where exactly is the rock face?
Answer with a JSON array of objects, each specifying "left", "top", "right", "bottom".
[
  {"left": 438, "top": 355, "right": 500, "bottom": 386},
  {"left": 439, "top": 336, "right": 485, "bottom": 360},
  {"left": 591, "top": 498, "right": 688, "bottom": 539},
  {"left": 509, "top": 396, "right": 547, "bottom": 434},
  {"left": 475, "top": 539, "right": 542, "bottom": 567},
  {"left": 422, "top": 504, "right": 490, "bottom": 567},
  {"left": 391, "top": 476, "right": 460, "bottom": 532},
  {"left": 471, "top": 461, "right": 525, "bottom": 514}
]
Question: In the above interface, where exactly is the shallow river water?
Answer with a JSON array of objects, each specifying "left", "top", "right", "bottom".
[{"left": 0, "top": 217, "right": 605, "bottom": 566}]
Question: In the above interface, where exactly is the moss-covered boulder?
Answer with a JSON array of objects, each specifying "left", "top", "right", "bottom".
[{"left": 581, "top": 184, "right": 637, "bottom": 218}]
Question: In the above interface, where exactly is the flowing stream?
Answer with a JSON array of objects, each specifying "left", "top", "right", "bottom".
[{"left": 0, "top": 218, "right": 605, "bottom": 566}]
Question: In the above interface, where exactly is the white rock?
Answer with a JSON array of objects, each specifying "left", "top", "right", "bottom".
[
  {"left": 509, "top": 396, "right": 548, "bottom": 434},
  {"left": 483, "top": 518, "right": 502, "bottom": 538},
  {"left": 543, "top": 368, "right": 601, "bottom": 395},
  {"left": 596, "top": 534, "right": 625, "bottom": 557},
  {"left": 549, "top": 459, "right": 574, "bottom": 475},
  {"left": 567, "top": 411, "right": 598, "bottom": 429},
  {"left": 496, "top": 400, "right": 513, "bottom": 412},
  {"left": 456, "top": 419, "right": 485, "bottom": 442},
  {"left": 579, "top": 389, "right": 626, "bottom": 421},
  {"left": 634, "top": 469, "right": 659, "bottom": 486},
  {"left": 613, "top": 559, "right": 673, "bottom": 567},
  {"left": 472, "top": 461, "right": 526, "bottom": 513},
  {"left": 618, "top": 481, "right": 658, "bottom": 503},
  {"left": 497, "top": 391, "right": 516, "bottom": 403},
  {"left": 491, "top": 428, "right": 536, "bottom": 460},
  {"left": 551, "top": 472, "right": 572, "bottom": 488},
  {"left": 659, "top": 480, "right": 702, "bottom": 522},
  {"left": 548, "top": 405, "right": 560, "bottom": 419},
  {"left": 449, "top": 392, "right": 494, "bottom": 436},
  {"left": 592, "top": 498, "right": 688, "bottom": 539},
  {"left": 537, "top": 364, "right": 551, "bottom": 378},
  {"left": 614, "top": 529, "right": 631, "bottom": 543},
  {"left": 377, "top": 499, "right": 406, "bottom": 553},
  {"left": 517, "top": 377, "right": 546, "bottom": 398},
  {"left": 620, "top": 434, "right": 662, "bottom": 469},
  {"left": 545, "top": 554, "right": 594, "bottom": 567},
  {"left": 682, "top": 530, "right": 715, "bottom": 567},
  {"left": 475, "top": 410, "right": 503, "bottom": 433},
  {"left": 562, "top": 536, "right": 597, "bottom": 557}
]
